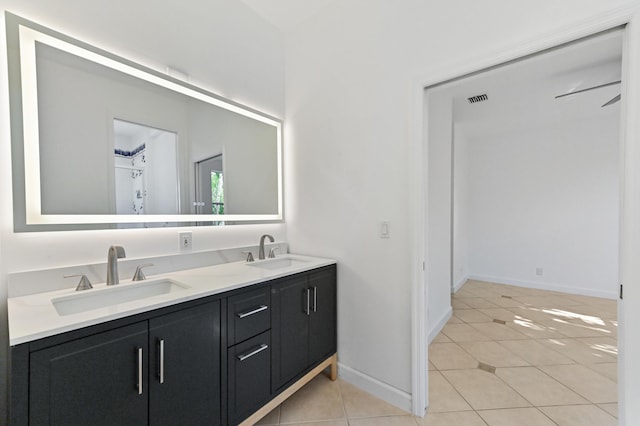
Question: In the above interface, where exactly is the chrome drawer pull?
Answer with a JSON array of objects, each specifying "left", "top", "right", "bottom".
[
  {"left": 158, "top": 339, "right": 165, "bottom": 384},
  {"left": 237, "top": 344, "right": 268, "bottom": 361},
  {"left": 137, "top": 347, "right": 143, "bottom": 395},
  {"left": 312, "top": 286, "right": 318, "bottom": 313},
  {"left": 237, "top": 305, "right": 268, "bottom": 318}
]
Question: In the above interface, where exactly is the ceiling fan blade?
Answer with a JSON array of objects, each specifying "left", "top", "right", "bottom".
[
  {"left": 602, "top": 94, "right": 621, "bottom": 107},
  {"left": 555, "top": 80, "right": 621, "bottom": 99}
]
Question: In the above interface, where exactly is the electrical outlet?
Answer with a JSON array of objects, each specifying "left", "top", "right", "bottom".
[
  {"left": 179, "top": 232, "right": 192, "bottom": 252},
  {"left": 536, "top": 267, "right": 543, "bottom": 276}
]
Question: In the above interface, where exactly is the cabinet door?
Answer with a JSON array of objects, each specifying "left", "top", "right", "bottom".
[
  {"left": 30, "top": 322, "right": 148, "bottom": 426},
  {"left": 309, "top": 266, "right": 337, "bottom": 365},
  {"left": 228, "top": 330, "right": 271, "bottom": 425},
  {"left": 148, "top": 301, "right": 221, "bottom": 426},
  {"left": 271, "top": 275, "right": 310, "bottom": 391}
]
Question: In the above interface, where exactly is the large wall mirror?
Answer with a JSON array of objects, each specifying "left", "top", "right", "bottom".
[{"left": 6, "top": 13, "right": 283, "bottom": 231}]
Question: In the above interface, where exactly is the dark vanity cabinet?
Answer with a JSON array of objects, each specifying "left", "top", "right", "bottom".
[
  {"left": 147, "top": 302, "right": 221, "bottom": 425},
  {"left": 10, "top": 264, "right": 337, "bottom": 426},
  {"left": 226, "top": 287, "right": 272, "bottom": 425},
  {"left": 271, "top": 266, "right": 337, "bottom": 392},
  {"left": 29, "top": 322, "right": 150, "bottom": 426},
  {"left": 26, "top": 301, "right": 221, "bottom": 426}
]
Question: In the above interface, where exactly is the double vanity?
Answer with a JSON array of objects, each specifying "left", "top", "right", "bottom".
[{"left": 8, "top": 250, "right": 337, "bottom": 426}]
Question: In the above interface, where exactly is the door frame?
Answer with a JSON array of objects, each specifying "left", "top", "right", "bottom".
[{"left": 411, "top": 6, "right": 640, "bottom": 423}]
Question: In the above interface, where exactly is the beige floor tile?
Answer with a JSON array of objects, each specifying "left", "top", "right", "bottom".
[
  {"left": 585, "top": 362, "right": 618, "bottom": 382},
  {"left": 495, "top": 367, "right": 588, "bottom": 406},
  {"left": 539, "top": 338, "right": 616, "bottom": 364},
  {"left": 514, "top": 295, "right": 582, "bottom": 307},
  {"left": 280, "top": 421, "right": 348, "bottom": 426},
  {"left": 339, "top": 380, "right": 408, "bottom": 419},
  {"left": 508, "top": 306, "right": 559, "bottom": 322},
  {"left": 279, "top": 376, "right": 345, "bottom": 423},
  {"left": 577, "top": 336, "right": 618, "bottom": 357},
  {"left": 540, "top": 404, "right": 617, "bottom": 426},
  {"left": 428, "top": 361, "right": 437, "bottom": 371},
  {"left": 545, "top": 319, "right": 610, "bottom": 338},
  {"left": 446, "top": 315, "right": 463, "bottom": 324},
  {"left": 427, "top": 371, "right": 472, "bottom": 413},
  {"left": 458, "top": 341, "right": 529, "bottom": 367},
  {"left": 469, "top": 322, "right": 528, "bottom": 340},
  {"left": 477, "top": 407, "right": 557, "bottom": 426},
  {"left": 453, "top": 309, "right": 493, "bottom": 323},
  {"left": 456, "top": 297, "right": 499, "bottom": 309},
  {"left": 441, "top": 323, "right": 491, "bottom": 342},
  {"left": 478, "top": 308, "right": 520, "bottom": 322},
  {"left": 506, "top": 318, "right": 565, "bottom": 339},
  {"left": 348, "top": 416, "right": 418, "bottom": 425},
  {"left": 431, "top": 332, "right": 452, "bottom": 343},
  {"left": 441, "top": 369, "right": 530, "bottom": 410},
  {"left": 539, "top": 364, "right": 617, "bottom": 403},
  {"left": 497, "top": 339, "right": 574, "bottom": 366},
  {"left": 429, "top": 343, "right": 478, "bottom": 370},
  {"left": 255, "top": 405, "right": 279, "bottom": 425},
  {"left": 417, "top": 411, "right": 486, "bottom": 426},
  {"left": 565, "top": 294, "right": 611, "bottom": 305},
  {"left": 451, "top": 299, "right": 472, "bottom": 310},
  {"left": 598, "top": 403, "right": 618, "bottom": 418},
  {"left": 454, "top": 288, "right": 485, "bottom": 298},
  {"left": 482, "top": 296, "right": 525, "bottom": 308}
]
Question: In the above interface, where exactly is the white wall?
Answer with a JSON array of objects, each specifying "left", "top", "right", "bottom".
[
  {"left": 426, "top": 91, "right": 453, "bottom": 343},
  {"left": 0, "top": 1, "right": 284, "bottom": 421},
  {"left": 283, "top": 0, "right": 639, "bottom": 411},
  {"left": 146, "top": 131, "right": 180, "bottom": 214},
  {"left": 459, "top": 116, "right": 619, "bottom": 298},
  {"left": 452, "top": 129, "right": 470, "bottom": 291}
]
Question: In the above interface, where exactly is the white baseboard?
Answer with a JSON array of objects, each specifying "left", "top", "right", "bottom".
[
  {"left": 428, "top": 306, "right": 452, "bottom": 344},
  {"left": 338, "top": 363, "right": 412, "bottom": 413},
  {"left": 452, "top": 275, "right": 468, "bottom": 293},
  {"left": 467, "top": 274, "right": 618, "bottom": 300}
]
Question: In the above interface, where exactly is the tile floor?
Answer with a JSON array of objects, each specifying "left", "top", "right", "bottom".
[{"left": 254, "top": 280, "right": 618, "bottom": 425}]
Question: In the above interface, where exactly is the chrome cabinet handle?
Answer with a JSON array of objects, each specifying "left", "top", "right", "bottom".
[
  {"left": 137, "top": 347, "right": 143, "bottom": 395},
  {"left": 237, "top": 305, "right": 268, "bottom": 318},
  {"left": 158, "top": 339, "right": 165, "bottom": 384},
  {"left": 312, "top": 286, "right": 318, "bottom": 312},
  {"left": 237, "top": 344, "right": 268, "bottom": 361},
  {"left": 305, "top": 288, "right": 311, "bottom": 316}
]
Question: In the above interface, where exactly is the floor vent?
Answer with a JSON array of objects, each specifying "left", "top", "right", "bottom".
[
  {"left": 478, "top": 362, "right": 496, "bottom": 374},
  {"left": 493, "top": 319, "right": 506, "bottom": 325},
  {"left": 467, "top": 93, "right": 488, "bottom": 104}
]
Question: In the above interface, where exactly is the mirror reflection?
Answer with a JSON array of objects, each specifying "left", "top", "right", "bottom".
[{"left": 7, "top": 13, "right": 282, "bottom": 230}]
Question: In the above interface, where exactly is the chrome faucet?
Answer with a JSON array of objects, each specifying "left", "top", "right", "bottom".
[
  {"left": 107, "top": 245, "right": 126, "bottom": 285},
  {"left": 258, "top": 234, "right": 274, "bottom": 260}
]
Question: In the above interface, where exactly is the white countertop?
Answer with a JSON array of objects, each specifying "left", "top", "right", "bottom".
[{"left": 8, "top": 254, "right": 336, "bottom": 346}]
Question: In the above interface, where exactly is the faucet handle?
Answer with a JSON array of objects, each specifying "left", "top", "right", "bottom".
[
  {"left": 133, "top": 263, "right": 154, "bottom": 281},
  {"left": 242, "top": 251, "right": 255, "bottom": 262},
  {"left": 65, "top": 274, "right": 93, "bottom": 291},
  {"left": 268, "top": 247, "right": 280, "bottom": 258}
]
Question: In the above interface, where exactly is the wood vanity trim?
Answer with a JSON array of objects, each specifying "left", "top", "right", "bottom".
[{"left": 239, "top": 353, "right": 338, "bottom": 426}]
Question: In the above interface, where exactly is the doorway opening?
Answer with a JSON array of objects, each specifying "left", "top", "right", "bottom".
[{"left": 422, "top": 28, "right": 623, "bottom": 422}]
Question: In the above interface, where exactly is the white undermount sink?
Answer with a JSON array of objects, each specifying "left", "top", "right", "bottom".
[
  {"left": 246, "top": 256, "right": 310, "bottom": 270},
  {"left": 52, "top": 278, "right": 190, "bottom": 316}
]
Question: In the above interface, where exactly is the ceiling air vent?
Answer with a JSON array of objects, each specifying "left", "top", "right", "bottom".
[{"left": 467, "top": 94, "right": 488, "bottom": 104}]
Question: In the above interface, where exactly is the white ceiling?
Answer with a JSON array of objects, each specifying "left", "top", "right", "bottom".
[
  {"left": 240, "top": 0, "right": 337, "bottom": 32},
  {"left": 436, "top": 29, "right": 623, "bottom": 139}
]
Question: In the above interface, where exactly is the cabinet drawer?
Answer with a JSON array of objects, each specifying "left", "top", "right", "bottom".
[
  {"left": 228, "top": 330, "right": 271, "bottom": 425},
  {"left": 227, "top": 287, "right": 270, "bottom": 346}
]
